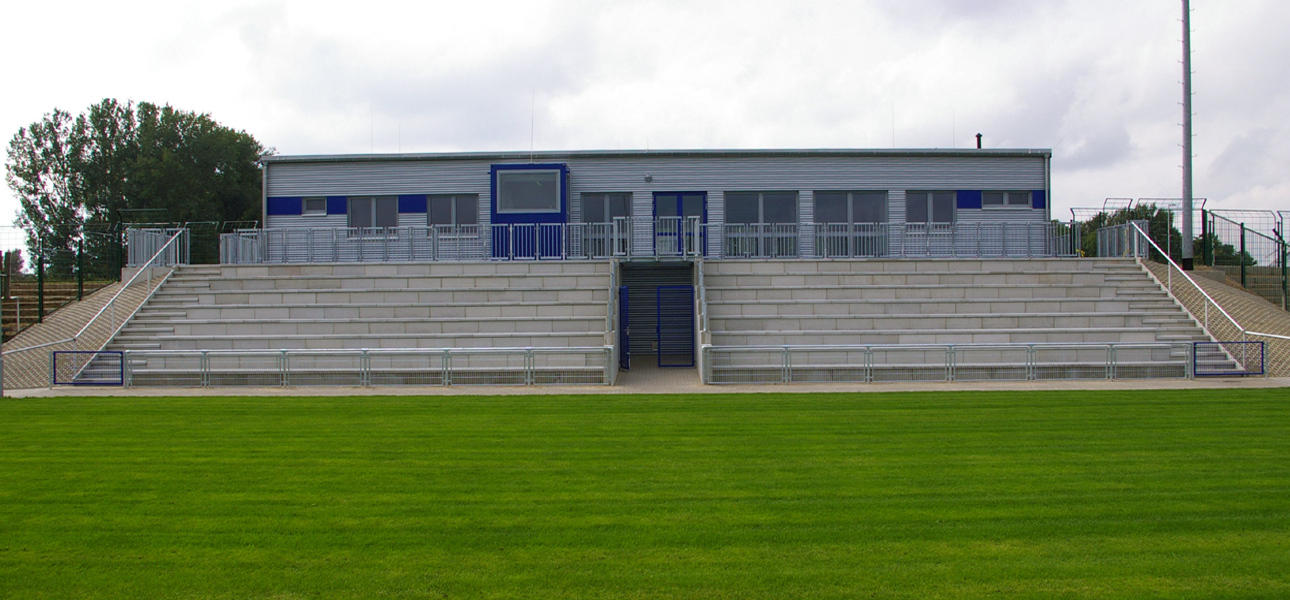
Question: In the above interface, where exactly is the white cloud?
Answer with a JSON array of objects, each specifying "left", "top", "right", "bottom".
[{"left": 2, "top": 0, "right": 1288, "bottom": 227}]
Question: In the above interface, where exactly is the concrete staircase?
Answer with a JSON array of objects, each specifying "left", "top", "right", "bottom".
[
  {"left": 702, "top": 258, "right": 1217, "bottom": 380},
  {"left": 101, "top": 262, "right": 614, "bottom": 386}
]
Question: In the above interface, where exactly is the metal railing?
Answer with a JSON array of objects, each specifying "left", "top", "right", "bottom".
[
  {"left": 2, "top": 229, "right": 187, "bottom": 389},
  {"left": 1111, "top": 221, "right": 1289, "bottom": 375},
  {"left": 221, "top": 220, "right": 1081, "bottom": 264},
  {"left": 128, "top": 228, "right": 189, "bottom": 267},
  {"left": 703, "top": 342, "right": 1195, "bottom": 384},
  {"left": 118, "top": 346, "right": 614, "bottom": 387},
  {"left": 1204, "top": 212, "right": 1287, "bottom": 310}
]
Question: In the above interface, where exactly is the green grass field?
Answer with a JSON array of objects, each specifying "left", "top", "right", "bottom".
[{"left": 1, "top": 389, "right": 1288, "bottom": 599}]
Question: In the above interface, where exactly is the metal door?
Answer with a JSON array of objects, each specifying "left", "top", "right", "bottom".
[{"left": 656, "top": 285, "right": 695, "bottom": 367}]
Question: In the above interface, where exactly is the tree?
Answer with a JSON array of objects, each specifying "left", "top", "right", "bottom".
[
  {"left": 5, "top": 99, "right": 268, "bottom": 274},
  {"left": 1078, "top": 204, "right": 1183, "bottom": 261}
]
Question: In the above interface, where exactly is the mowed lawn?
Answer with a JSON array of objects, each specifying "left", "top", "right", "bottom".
[{"left": 1, "top": 390, "right": 1288, "bottom": 599}]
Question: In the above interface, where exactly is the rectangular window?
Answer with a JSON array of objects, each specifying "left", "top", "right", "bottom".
[
  {"left": 428, "top": 194, "right": 479, "bottom": 226},
  {"left": 725, "top": 191, "right": 798, "bottom": 224},
  {"left": 302, "top": 197, "right": 327, "bottom": 216},
  {"left": 813, "top": 191, "right": 887, "bottom": 224},
  {"left": 497, "top": 170, "right": 561, "bottom": 213},
  {"left": 906, "top": 191, "right": 955, "bottom": 224},
  {"left": 348, "top": 196, "right": 398, "bottom": 229},
  {"left": 580, "top": 193, "right": 631, "bottom": 223},
  {"left": 982, "top": 190, "right": 1032, "bottom": 208},
  {"left": 724, "top": 191, "right": 799, "bottom": 257}
]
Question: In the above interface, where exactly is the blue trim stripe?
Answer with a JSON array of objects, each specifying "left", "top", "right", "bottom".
[
  {"left": 1033, "top": 190, "right": 1046, "bottom": 209},
  {"left": 267, "top": 197, "right": 302, "bottom": 216},
  {"left": 956, "top": 190, "right": 982, "bottom": 210},
  {"left": 327, "top": 196, "right": 347, "bottom": 215},
  {"left": 399, "top": 195, "right": 427, "bottom": 213}
]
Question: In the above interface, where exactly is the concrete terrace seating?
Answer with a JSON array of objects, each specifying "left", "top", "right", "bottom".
[
  {"left": 702, "top": 258, "right": 1215, "bottom": 381},
  {"left": 105, "top": 262, "right": 614, "bottom": 386}
]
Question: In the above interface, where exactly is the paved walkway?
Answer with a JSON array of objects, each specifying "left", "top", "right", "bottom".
[{"left": 6, "top": 360, "right": 1287, "bottom": 399}]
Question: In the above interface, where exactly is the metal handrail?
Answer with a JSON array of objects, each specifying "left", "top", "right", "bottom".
[
  {"left": 2, "top": 230, "right": 184, "bottom": 358},
  {"left": 120, "top": 345, "right": 615, "bottom": 387},
  {"left": 1125, "top": 222, "right": 1252, "bottom": 341},
  {"left": 704, "top": 341, "right": 1198, "bottom": 384}
]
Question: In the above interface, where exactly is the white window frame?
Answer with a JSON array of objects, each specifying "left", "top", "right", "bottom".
[
  {"left": 724, "top": 191, "right": 799, "bottom": 225},
  {"left": 496, "top": 169, "right": 562, "bottom": 214},
  {"left": 982, "top": 190, "right": 1032, "bottom": 209},
  {"left": 579, "top": 192, "right": 632, "bottom": 224},
  {"left": 348, "top": 196, "right": 399, "bottom": 230},
  {"left": 812, "top": 191, "right": 888, "bottom": 224},
  {"left": 428, "top": 194, "right": 479, "bottom": 227},
  {"left": 905, "top": 191, "right": 956, "bottom": 224},
  {"left": 302, "top": 197, "right": 328, "bottom": 217}
]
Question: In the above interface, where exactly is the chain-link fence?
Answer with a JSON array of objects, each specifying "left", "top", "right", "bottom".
[{"left": 1203, "top": 211, "right": 1287, "bottom": 311}]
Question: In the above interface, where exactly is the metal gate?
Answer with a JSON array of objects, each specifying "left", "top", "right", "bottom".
[{"left": 657, "top": 285, "right": 695, "bottom": 367}]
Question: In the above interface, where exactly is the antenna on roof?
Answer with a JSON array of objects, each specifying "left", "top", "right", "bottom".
[{"left": 530, "top": 88, "right": 535, "bottom": 163}]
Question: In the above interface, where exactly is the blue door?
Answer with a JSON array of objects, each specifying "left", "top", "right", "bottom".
[
  {"left": 653, "top": 192, "right": 706, "bottom": 256},
  {"left": 657, "top": 285, "right": 695, "bottom": 367}
]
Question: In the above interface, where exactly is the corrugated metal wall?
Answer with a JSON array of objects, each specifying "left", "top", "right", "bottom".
[{"left": 265, "top": 153, "right": 1050, "bottom": 233}]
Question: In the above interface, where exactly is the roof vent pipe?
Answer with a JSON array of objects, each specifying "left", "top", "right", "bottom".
[{"left": 976, "top": 133, "right": 983, "bottom": 149}]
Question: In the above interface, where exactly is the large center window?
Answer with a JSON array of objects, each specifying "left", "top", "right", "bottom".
[
  {"left": 905, "top": 191, "right": 955, "bottom": 224},
  {"left": 497, "top": 170, "right": 561, "bottom": 213},
  {"left": 429, "top": 194, "right": 479, "bottom": 226},
  {"left": 725, "top": 192, "right": 798, "bottom": 224},
  {"left": 348, "top": 196, "right": 398, "bottom": 229}
]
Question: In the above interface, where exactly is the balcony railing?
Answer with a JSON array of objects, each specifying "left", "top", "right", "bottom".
[{"left": 220, "top": 220, "right": 1081, "bottom": 264}]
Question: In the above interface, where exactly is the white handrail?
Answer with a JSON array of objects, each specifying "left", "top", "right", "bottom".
[
  {"left": 1, "top": 230, "right": 185, "bottom": 357},
  {"left": 1124, "top": 222, "right": 1286, "bottom": 344},
  {"left": 74, "top": 230, "right": 185, "bottom": 342}
]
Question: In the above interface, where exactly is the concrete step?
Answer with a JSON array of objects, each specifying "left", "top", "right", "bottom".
[
  {"left": 711, "top": 327, "right": 1189, "bottom": 346},
  {"left": 110, "top": 332, "right": 608, "bottom": 351}
]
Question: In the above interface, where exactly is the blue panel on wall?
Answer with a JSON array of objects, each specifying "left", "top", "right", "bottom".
[
  {"left": 399, "top": 195, "right": 427, "bottom": 214},
  {"left": 327, "top": 196, "right": 347, "bottom": 215},
  {"left": 267, "top": 197, "right": 302, "bottom": 216},
  {"left": 957, "top": 190, "right": 982, "bottom": 210},
  {"left": 1033, "top": 190, "right": 1046, "bottom": 209},
  {"left": 489, "top": 163, "right": 569, "bottom": 226}
]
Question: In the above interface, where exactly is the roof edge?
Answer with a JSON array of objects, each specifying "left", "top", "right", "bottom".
[{"left": 261, "top": 148, "right": 1053, "bottom": 165}]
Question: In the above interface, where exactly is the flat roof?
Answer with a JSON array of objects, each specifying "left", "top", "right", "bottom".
[{"left": 262, "top": 148, "right": 1052, "bottom": 165}]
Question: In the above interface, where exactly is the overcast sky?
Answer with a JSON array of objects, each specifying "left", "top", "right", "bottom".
[{"left": 2, "top": 0, "right": 1287, "bottom": 231}]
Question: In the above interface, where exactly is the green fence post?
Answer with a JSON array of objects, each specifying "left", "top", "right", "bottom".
[
  {"left": 37, "top": 248, "right": 44, "bottom": 324},
  {"left": 1201, "top": 209, "right": 1210, "bottom": 266},
  {"left": 1280, "top": 231, "right": 1288, "bottom": 311},
  {"left": 77, "top": 240, "right": 84, "bottom": 301},
  {"left": 1240, "top": 223, "right": 1247, "bottom": 289}
]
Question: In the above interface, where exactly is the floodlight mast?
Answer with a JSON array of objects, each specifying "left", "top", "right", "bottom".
[{"left": 1181, "top": 0, "right": 1195, "bottom": 270}]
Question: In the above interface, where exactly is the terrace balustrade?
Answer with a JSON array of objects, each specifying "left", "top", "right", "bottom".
[{"left": 218, "top": 220, "right": 1081, "bottom": 264}]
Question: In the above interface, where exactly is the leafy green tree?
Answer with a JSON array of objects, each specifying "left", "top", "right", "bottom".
[
  {"left": 5, "top": 99, "right": 268, "bottom": 274},
  {"left": 1079, "top": 204, "right": 1183, "bottom": 261}
]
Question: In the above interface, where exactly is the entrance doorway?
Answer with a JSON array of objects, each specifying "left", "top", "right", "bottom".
[
  {"left": 653, "top": 192, "right": 706, "bottom": 256},
  {"left": 619, "top": 262, "right": 695, "bottom": 369}
]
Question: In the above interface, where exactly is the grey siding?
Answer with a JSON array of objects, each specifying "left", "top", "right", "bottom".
[{"left": 265, "top": 152, "right": 1051, "bottom": 235}]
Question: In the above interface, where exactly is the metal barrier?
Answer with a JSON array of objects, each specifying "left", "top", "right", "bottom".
[
  {"left": 703, "top": 342, "right": 1195, "bottom": 384},
  {"left": 1104, "top": 221, "right": 1290, "bottom": 376},
  {"left": 1097, "top": 221, "right": 1151, "bottom": 258},
  {"left": 1204, "top": 212, "right": 1287, "bottom": 310},
  {"left": 1194, "top": 341, "right": 1264, "bottom": 377},
  {"left": 128, "top": 228, "right": 189, "bottom": 267},
  {"left": 119, "top": 347, "right": 614, "bottom": 388},
  {"left": 222, "top": 220, "right": 1082, "bottom": 264},
  {"left": 1, "top": 230, "right": 186, "bottom": 389}
]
